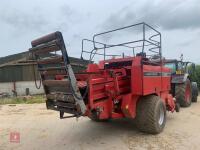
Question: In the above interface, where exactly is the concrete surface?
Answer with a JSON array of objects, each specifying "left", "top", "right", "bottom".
[
  {"left": 0, "top": 81, "right": 44, "bottom": 96},
  {"left": 0, "top": 97, "right": 200, "bottom": 150}
]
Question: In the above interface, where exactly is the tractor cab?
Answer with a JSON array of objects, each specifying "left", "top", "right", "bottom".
[{"left": 164, "top": 59, "right": 195, "bottom": 75}]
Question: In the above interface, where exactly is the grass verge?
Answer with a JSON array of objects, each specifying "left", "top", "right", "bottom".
[{"left": 0, "top": 95, "right": 45, "bottom": 105}]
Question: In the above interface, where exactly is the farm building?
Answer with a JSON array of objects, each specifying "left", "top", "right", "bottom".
[{"left": 0, "top": 51, "right": 88, "bottom": 96}]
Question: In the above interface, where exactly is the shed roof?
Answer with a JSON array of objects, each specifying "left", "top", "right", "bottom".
[{"left": 0, "top": 51, "right": 89, "bottom": 68}]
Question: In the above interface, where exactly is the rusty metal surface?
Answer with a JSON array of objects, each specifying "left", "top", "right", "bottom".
[
  {"left": 46, "top": 93, "right": 74, "bottom": 103},
  {"left": 30, "top": 31, "right": 87, "bottom": 116},
  {"left": 43, "top": 80, "right": 70, "bottom": 86},
  {"left": 31, "top": 32, "right": 60, "bottom": 47},
  {"left": 31, "top": 44, "right": 60, "bottom": 54},
  {"left": 37, "top": 56, "right": 63, "bottom": 64}
]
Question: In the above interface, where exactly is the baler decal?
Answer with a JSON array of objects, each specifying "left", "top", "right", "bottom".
[{"left": 144, "top": 72, "right": 171, "bottom": 77}]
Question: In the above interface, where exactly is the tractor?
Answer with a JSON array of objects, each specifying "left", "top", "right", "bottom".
[
  {"left": 29, "top": 22, "right": 179, "bottom": 134},
  {"left": 164, "top": 59, "right": 198, "bottom": 107}
]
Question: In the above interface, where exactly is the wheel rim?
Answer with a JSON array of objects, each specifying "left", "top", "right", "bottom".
[
  {"left": 185, "top": 83, "right": 191, "bottom": 102},
  {"left": 158, "top": 106, "right": 165, "bottom": 126}
]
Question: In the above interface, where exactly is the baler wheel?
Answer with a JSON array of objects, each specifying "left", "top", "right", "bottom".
[
  {"left": 135, "top": 95, "right": 166, "bottom": 134},
  {"left": 175, "top": 79, "right": 192, "bottom": 107}
]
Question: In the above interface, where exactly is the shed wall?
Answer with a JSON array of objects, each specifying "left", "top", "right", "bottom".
[
  {"left": 0, "top": 64, "right": 87, "bottom": 82},
  {"left": 0, "top": 81, "right": 44, "bottom": 96}
]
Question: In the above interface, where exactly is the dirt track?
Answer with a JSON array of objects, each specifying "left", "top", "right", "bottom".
[{"left": 0, "top": 97, "right": 200, "bottom": 150}]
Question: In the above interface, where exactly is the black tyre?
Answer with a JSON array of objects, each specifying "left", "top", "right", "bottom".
[
  {"left": 175, "top": 78, "right": 192, "bottom": 107},
  {"left": 191, "top": 82, "right": 198, "bottom": 102},
  {"left": 135, "top": 95, "right": 166, "bottom": 134}
]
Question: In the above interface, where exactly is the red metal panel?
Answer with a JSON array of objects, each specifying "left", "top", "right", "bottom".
[
  {"left": 121, "top": 94, "right": 139, "bottom": 118},
  {"left": 143, "top": 77, "right": 161, "bottom": 95},
  {"left": 142, "top": 65, "right": 172, "bottom": 95},
  {"left": 132, "top": 57, "right": 143, "bottom": 95},
  {"left": 143, "top": 65, "right": 161, "bottom": 95}
]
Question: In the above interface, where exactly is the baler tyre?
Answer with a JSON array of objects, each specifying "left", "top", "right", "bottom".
[
  {"left": 135, "top": 95, "right": 166, "bottom": 134},
  {"left": 175, "top": 79, "right": 192, "bottom": 107},
  {"left": 191, "top": 82, "right": 198, "bottom": 102}
]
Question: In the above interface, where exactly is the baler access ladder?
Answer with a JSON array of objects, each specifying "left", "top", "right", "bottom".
[{"left": 29, "top": 32, "right": 86, "bottom": 118}]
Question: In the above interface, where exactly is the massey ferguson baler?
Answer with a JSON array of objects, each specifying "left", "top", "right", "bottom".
[{"left": 29, "top": 22, "right": 179, "bottom": 134}]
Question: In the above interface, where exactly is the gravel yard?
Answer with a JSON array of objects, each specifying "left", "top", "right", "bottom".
[{"left": 0, "top": 97, "right": 200, "bottom": 150}]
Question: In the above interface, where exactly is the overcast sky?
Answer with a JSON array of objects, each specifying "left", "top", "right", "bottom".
[{"left": 0, "top": 0, "right": 200, "bottom": 63}]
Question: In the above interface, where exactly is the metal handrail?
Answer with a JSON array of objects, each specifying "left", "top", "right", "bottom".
[{"left": 81, "top": 22, "right": 161, "bottom": 61}]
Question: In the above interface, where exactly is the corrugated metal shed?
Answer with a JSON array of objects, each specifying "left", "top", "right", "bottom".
[{"left": 0, "top": 51, "right": 89, "bottom": 82}]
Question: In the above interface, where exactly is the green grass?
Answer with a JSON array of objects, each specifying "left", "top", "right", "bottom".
[{"left": 0, "top": 95, "right": 45, "bottom": 105}]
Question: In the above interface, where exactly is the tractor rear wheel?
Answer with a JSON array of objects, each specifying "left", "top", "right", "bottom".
[
  {"left": 175, "top": 79, "right": 192, "bottom": 107},
  {"left": 191, "top": 82, "right": 198, "bottom": 102},
  {"left": 135, "top": 95, "right": 166, "bottom": 134}
]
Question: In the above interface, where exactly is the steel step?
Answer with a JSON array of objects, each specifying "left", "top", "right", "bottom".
[
  {"left": 41, "top": 70, "right": 67, "bottom": 76},
  {"left": 30, "top": 40, "right": 60, "bottom": 54},
  {"left": 31, "top": 32, "right": 59, "bottom": 47},
  {"left": 46, "top": 99, "right": 78, "bottom": 114},
  {"left": 56, "top": 101, "right": 76, "bottom": 109},
  {"left": 43, "top": 80, "right": 70, "bottom": 86},
  {"left": 38, "top": 66, "right": 66, "bottom": 71},
  {"left": 47, "top": 86, "right": 71, "bottom": 93},
  {"left": 37, "top": 56, "right": 63, "bottom": 64},
  {"left": 46, "top": 93, "right": 74, "bottom": 103}
]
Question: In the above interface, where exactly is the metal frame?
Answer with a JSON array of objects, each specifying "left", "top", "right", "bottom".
[
  {"left": 30, "top": 31, "right": 87, "bottom": 115},
  {"left": 81, "top": 22, "right": 161, "bottom": 61}
]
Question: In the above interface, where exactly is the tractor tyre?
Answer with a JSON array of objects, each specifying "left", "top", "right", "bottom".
[
  {"left": 191, "top": 82, "right": 198, "bottom": 102},
  {"left": 175, "top": 79, "right": 192, "bottom": 107},
  {"left": 135, "top": 95, "right": 166, "bottom": 134}
]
